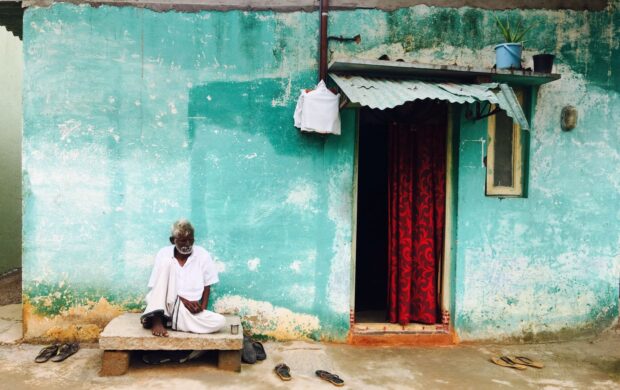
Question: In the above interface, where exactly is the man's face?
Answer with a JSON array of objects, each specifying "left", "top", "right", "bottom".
[{"left": 173, "top": 233, "right": 195, "bottom": 255}]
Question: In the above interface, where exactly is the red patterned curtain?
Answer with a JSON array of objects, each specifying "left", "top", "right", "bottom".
[{"left": 387, "top": 121, "right": 446, "bottom": 325}]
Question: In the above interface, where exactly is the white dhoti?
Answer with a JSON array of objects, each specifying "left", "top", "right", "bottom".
[{"left": 141, "top": 257, "right": 226, "bottom": 334}]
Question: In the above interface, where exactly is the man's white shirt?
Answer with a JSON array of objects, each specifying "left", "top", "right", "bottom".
[{"left": 148, "top": 245, "right": 219, "bottom": 301}]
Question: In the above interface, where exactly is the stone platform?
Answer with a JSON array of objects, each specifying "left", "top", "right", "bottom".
[{"left": 99, "top": 313, "right": 242, "bottom": 376}]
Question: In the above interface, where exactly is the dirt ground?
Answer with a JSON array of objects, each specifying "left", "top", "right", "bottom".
[
  {"left": 0, "top": 268, "right": 21, "bottom": 305},
  {"left": 0, "top": 305, "right": 618, "bottom": 390},
  {"left": 1, "top": 270, "right": 618, "bottom": 389}
]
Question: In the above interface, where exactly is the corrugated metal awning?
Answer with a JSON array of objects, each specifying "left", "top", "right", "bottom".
[{"left": 329, "top": 74, "right": 530, "bottom": 130}]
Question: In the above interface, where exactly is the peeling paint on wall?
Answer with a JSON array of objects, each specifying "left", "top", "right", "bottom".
[{"left": 22, "top": 3, "right": 619, "bottom": 343}]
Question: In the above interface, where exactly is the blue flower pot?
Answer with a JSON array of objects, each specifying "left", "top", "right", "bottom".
[{"left": 495, "top": 43, "right": 523, "bottom": 69}]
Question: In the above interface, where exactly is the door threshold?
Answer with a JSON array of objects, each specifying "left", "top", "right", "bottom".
[
  {"left": 353, "top": 322, "right": 448, "bottom": 334},
  {"left": 349, "top": 323, "right": 455, "bottom": 346}
]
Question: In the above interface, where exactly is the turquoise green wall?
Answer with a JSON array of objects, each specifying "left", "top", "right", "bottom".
[
  {"left": 0, "top": 26, "right": 22, "bottom": 275},
  {"left": 23, "top": 5, "right": 354, "bottom": 340},
  {"left": 23, "top": 3, "right": 619, "bottom": 341}
]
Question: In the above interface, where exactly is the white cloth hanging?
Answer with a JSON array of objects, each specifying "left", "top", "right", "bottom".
[{"left": 294, "top": 80, "right": 341, "bottom": 135}]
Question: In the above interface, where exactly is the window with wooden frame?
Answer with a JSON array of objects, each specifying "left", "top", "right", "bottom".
[{"left": 486, "top": 90, "right": 525, "bottom": 197}]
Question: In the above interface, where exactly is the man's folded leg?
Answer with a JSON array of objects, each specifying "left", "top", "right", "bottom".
[
  {"left": 173, "top": 302, "right": 226, "bottom": 334},
  {"left": 141, "top": 259, "right": 175, "bottom": 330}
]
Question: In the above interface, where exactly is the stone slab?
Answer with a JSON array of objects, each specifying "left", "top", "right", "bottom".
[{"left": 99, "top": 313, "right": 243, "bottom": 351}]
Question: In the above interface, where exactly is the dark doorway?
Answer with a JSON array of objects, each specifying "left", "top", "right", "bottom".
[
  {"left": 354, "top": 107, "right": 389, "bottom": 323},
  {"left": 354, "top": 101, "right": 448, "bottom": 324}
]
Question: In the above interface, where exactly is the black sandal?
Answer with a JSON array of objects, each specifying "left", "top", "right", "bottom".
[
  {"left": 35, "top": 344, "right": 60, "bottom": 363},
  {"left": 50, "top": 343, "right": 79, "bottom": 362},
  {"left": 242, "top": 336, "right": 257, "bottom": 364},
  {"left": 316, "top": 370, "right": 345, "bottom": 387},
  {"left": 274, "top": 363, "right": 291, "bottom": 381},
  {"left": 253, "top": 341, "right": 266, "bottom": 361}
]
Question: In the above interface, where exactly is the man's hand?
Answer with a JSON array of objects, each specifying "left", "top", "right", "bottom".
[{"left": 179, "top": 296, "right": 203, "bottom": 314}]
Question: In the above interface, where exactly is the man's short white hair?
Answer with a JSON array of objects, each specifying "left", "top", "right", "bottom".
[{"left": 171, "top": 219, "right": 194, "bottom": 238}]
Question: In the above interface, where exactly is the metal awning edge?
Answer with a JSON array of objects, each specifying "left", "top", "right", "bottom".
[
  {"left": 497, "top": 84, "right": 530, "bottom": 130},
  {"left": 329, "top": 74, "right": 530, "bottom": 130}
]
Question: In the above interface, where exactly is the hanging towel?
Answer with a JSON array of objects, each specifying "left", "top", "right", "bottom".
[{"left": 294, "top": 80, "right": 341, "bottom": 135}]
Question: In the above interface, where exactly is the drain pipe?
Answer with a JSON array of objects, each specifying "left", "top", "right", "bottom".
[{"left": 319, "top": 0, "right": 329, "bottom": 82}]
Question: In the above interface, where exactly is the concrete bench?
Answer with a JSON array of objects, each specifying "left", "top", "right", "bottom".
[{"left": 99, "top": 313, "right": 242, "bottom": 376}]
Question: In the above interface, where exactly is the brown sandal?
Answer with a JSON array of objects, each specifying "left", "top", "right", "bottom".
[
  {"left": 491, "top": 356, "right": 528, "bottom": 370},
  {"left": 316, "top": 370, "right": 345, "bottom": 387},
  {"left": 51, "top": 343, "right": 80, "bottom": 362},
  {"left": 35, "top": 344, "right": 60, "bottom": 363},
  {"left": 274, "top": 363, "right": 291, "bottom": 381},
  {"left": 508, "top": 356, "right": 544, "bottom": 368}
]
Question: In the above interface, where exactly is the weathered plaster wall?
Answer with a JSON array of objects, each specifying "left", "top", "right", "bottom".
[
  {"left": 23, "top": 3, "right": 619, "bottom": 342},
  {"left": 21, "top": 0, "right": 611, "bottom": 12},
  {"left": 22, "top": 4, "right": 354, "bottom": 341},
  {"left": 0, "top": 25, "right": 22, "bottom": 275},
  {"left": 327, "top": 5, "right": 620, "bottom": 341}
]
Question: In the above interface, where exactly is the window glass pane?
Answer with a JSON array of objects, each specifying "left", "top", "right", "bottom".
[{"left": 493, "top": 111, "right": 514, "bottom": 187}]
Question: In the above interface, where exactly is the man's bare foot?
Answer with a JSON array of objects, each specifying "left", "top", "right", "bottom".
[{"left": 151, "top": 316, "right": 168, "bottom": 337}]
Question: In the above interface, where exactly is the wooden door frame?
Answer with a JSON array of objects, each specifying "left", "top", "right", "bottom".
[{"left": 348, "top": 105, "right": 457, "bottom": 335}]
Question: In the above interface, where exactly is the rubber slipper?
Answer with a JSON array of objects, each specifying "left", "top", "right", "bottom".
[
  {"left": 35, "top": 344, "right": 60, "bottom": 363},
  {"left": 51, "top": 343, "right": 80, "bottom": 362},
  {"left": 491, "top": 356, "right": 527, "bottom": 370},
  {"left": 508, "top": 356, "right": 544, "bottom": 369},
  {"left": 316, "top": 370, "right": 345, "bottom": 387},
  {"left": 242, "top": 336, "right": 257, "bottom": 364},
  {"left": 142, "top": 351, "right": 173, "bottom": 365},
  {"left": 252, "top": 341, "right": 266, "bottom": 361},
  {"left": 274, "top": 363, "right": 292, "bottom": 381}
]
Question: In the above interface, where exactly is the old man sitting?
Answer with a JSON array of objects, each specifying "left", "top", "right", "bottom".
[{"left": 141, "top": 219, "right": 226, "bottom": 337}]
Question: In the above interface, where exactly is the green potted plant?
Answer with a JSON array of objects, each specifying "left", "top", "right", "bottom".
[{"left": 494, "top": 15, "right": 533, "bottom": 69}]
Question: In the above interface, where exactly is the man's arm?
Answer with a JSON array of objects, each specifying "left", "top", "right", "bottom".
[{"left": 200, "top": 285, "right": 211, "bottom": 311}]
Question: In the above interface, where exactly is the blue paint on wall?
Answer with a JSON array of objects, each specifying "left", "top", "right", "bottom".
[{"left": 22, "top": 3, "right": 619, "bottom": 341}]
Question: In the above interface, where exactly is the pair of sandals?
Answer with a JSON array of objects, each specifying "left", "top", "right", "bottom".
[
  {"left": 241, "top": 335, "right": 266, "bottom": 364},
  {"left": 491, "top": 355, "right": 544, "bottom": 370},
  {"left": 35, "top": 343, "right": 80, "bottom": 363},
  {"left": 274, "top": 364, "right": 344, "bottom": 387}
]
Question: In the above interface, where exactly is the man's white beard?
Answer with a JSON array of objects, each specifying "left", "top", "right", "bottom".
[{"left": 176, "top": 245, "right": 193, "bottom": 255}]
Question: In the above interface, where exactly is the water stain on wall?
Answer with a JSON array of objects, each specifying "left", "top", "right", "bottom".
[{"left": 23, "top": 297, "right": 126, "bottom": 342}]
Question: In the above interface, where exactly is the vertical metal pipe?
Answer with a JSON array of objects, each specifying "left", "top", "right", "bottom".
[{"left": 319, "top": 0, "right": 329, "bottom": 82}]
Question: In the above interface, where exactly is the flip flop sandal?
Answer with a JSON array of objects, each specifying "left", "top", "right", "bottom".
[
  {"left": 508, "top": 356, "right": 544, "bottom": 369},
  {"left": 274, "top": 363, "right": 292, "bottom": 381},
  {"left": 316, "top": 370, "right": 345, "bottom": 387},
  {"left": 491, "top": 356, "right": 528, "bottom": 370},
  {"left": 35, "top": 344, "right": 60, "bottom": 363},
  {"left": 242, "top": 336, "right": 257, "bottom": 364},
  {"left": 252, "top": 341, "right": 266, "bottom": 361},
  {"left": 50, "top": 343, "right": 80, "bottom": 362},
  {"left": 142, "top": 352, "right": 173, "bottom": 365}
]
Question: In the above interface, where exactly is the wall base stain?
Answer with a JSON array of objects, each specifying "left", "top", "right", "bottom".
[
  {"left": 23, "top": 296, "right": 125, "bottom": 342},
  {"left": 214, "top": 295, "right": 321, "bottom": 341}
]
